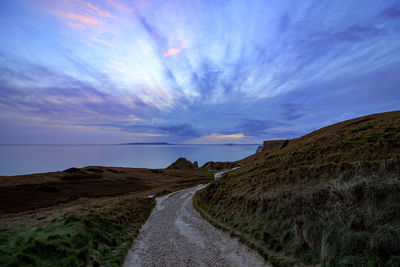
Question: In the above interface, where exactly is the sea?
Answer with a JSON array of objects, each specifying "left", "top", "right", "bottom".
[{"left": 0, "top": 144, "right": 259, "bottom": 176}]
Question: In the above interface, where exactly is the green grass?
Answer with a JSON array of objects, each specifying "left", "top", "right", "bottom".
[
  {"left": 0, "top": 197, "right": 155, "bottom": 267},
  {"left": 195, "top": 111, "right": 400, "bottom": 266}
]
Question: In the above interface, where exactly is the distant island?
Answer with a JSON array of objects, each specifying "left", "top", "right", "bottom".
[
  {"left": 118, "top": 142, "right": 173, "bottom": 145},
  {"left": 118, "top": 143, "right": 260, "bottom": 146}
]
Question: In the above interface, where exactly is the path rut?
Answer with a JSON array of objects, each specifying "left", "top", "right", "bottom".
[{"left": 123, "top": 176, "right": 269, "bottom": 266}]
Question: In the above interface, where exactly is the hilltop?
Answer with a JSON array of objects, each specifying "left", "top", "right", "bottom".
[{"left": 194, "top": 110, "right": 400, "bottom": 266}]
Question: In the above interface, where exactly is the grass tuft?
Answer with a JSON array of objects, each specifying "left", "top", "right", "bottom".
[{"left": 0, "top": 197, "right": 155, "bottom": 267}]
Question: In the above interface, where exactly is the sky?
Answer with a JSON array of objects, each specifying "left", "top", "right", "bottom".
[{"left": 0, "top": 0, "right": 399, "bottom": 144}]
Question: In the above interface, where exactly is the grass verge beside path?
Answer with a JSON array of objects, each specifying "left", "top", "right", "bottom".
[
  {"left": 0, "top": 196, "right": 155, "bottom": 267},
  {"left": 193, "top": 192, "right": 296, "bottom": 266}
]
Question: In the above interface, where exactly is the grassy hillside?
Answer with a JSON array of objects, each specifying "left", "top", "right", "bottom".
[{"left": 194, "top": 111, "right": 400, "bottom": 266}]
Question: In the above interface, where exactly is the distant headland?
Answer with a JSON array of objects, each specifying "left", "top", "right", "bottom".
[{"left": 118, "top": 142, "right": 173, "bottom": 145}]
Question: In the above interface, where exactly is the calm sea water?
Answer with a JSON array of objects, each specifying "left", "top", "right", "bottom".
[{"left": 0, "top": 144, "right": 259, "bottom": 176}]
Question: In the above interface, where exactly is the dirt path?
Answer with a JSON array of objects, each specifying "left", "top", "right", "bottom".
[{"left": 123, "top": 173, "right": 269, "bottom": 266}]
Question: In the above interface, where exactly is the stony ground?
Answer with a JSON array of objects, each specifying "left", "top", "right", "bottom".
[{"left": 123, "top": 183, "right": 268, "bottom": 267}]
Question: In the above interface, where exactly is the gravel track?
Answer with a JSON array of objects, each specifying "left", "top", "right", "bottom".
[{"left": 123, "top": 176, "right": 269, "bottom": 266}]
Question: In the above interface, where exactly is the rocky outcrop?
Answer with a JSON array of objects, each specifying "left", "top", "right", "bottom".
[
  {"left": 167, "top": 158, "right": 198, "bottom": 169},
  {"left": 256, "top": 140, "right": 291, "bottom": 153},
  {"left": 260, "top": 140, "right": 289, "bottom": 152}
]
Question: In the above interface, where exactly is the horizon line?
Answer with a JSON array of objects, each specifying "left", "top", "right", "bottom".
[{"left": 0, "top": 143, "right": 261, "bottom": 146}]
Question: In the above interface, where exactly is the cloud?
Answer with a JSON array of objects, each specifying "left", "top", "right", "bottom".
[
  {"left": 131, "top": 123, "right": 200, "bottom": 137},
  {"left": 129, "top": 10, "right": 183, "bottom": 90},
  {"left": 55, "top": 12, "right": 102, "bottom": 28},
  {"left": 264, "top": 125, "right": 310, "bottom": 140},
  {"left": 206, "top": 133, "right": 244, "bottom": 139},
  {"left": 136, "top": 133, "right": 167, "bottom": 137},
  {"left": 331, "top": 26, "right": 382, "bottom": 42},
  {"left": 105, "top": 0, "right": 136, "bottom": 13},
  {"left": 135, "top": 13, "right": 167, "bottom": 49},
  {"left": 108, "top": 59, "right": 126, "bottom": 73},
  {"left": 1, "top": 0, "right": 399, "bottom": 145},
  {"left": 0, "top": 58, "right": 158, "bottom": 124},
  {"left": 164, "top": 48, "right": 182, "bottom": 57},
  {"left": 232, "top": 119, "right": 284, "bottom": 137},
  {"left": 380, "top": 6, "right": 400, "bottom": 19},
  {"left": 85, "top": 121, "right": 201, "bottom": 138},
  {"left": 190, "top": 61, "right": 223, "bottom": 101},
  {"left": 48, "top": 0, "right": 113, "bottom": 29},
  {"left": 307, "top": 25, "right": 384, "bottom": 48},
  {"left": 138, "top": 85, "right": 181, "bottom": 110},
  {"left": 280, "top": 103, "right": 304, "bottom": 121},
  {"left": 80, "top": 1, "right": 112, "bottom": 18},
  {"left": 278, "top": 13, "right": 291, "bottom": 32},
  {"left": 185, "top": 133, "right": 245, "bottom": 144}
]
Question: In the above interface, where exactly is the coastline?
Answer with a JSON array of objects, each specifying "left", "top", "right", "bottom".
[{"left": 0, "top": 143, "right": 259, "bottom": 176}]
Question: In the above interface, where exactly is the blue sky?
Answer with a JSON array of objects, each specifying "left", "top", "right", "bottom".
[{"left": 0, "top": 0, "right": 399, "bottom": 144}]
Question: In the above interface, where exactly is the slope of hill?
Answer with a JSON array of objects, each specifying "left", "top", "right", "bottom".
[{"left": 194, "top": 111, "right": 400, "bottom": 266}]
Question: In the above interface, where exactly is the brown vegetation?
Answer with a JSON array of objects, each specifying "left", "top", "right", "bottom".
[{"left": 0, "top": 166, "right": 212, "bottom": 215}]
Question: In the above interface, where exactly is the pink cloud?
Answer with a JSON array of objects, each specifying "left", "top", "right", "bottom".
[
  {"left": 209, "top": 133, "right": 244, "bottom": 139},
  {"left": 164, "top": 48, "right": 182, "bottom": 57},
  {"left": 185, "top": 133, "right": 245, "bottom": 144},
  {"left": 48, "top": 0, "right": 114, "bottom": 29},
  {"left": 56, "top": 12, "right": 101, "bottom": 28},
  {"left": 106, "top": 0, "right": 136, "bottom": 13},
  {"left": 80, "top": 1, "right": 112, "bottom": 18}
]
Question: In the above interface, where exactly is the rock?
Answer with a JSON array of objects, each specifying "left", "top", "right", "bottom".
[
  {"left": 167, "top": 158, "right": 198, "bottom": 169},
  {"left": 280, "top": 140, "right": 289, "bottom": 149},
  {"left": 260, "top": 140, "right": 288, "bottom": 152}
]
